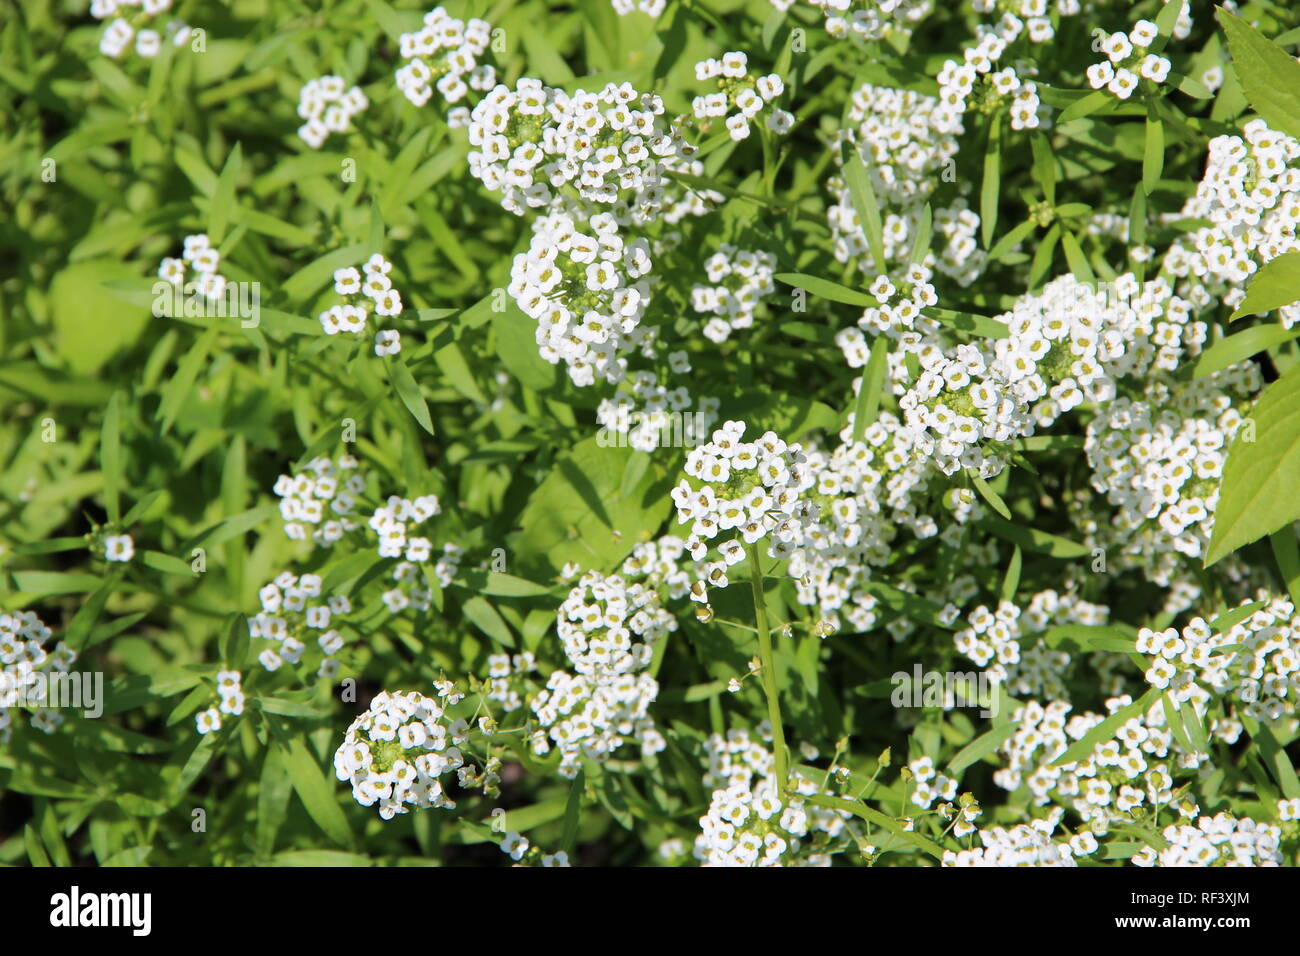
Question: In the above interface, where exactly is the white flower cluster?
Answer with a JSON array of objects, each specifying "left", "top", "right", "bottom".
[
  {"left": 1086, "top": 19, "right": 1171, "bottom": 100},
  {"left": 394, "top": 8, "right": 496, "bottom": 123},
  {"left": 0, "top": 611, "right": 76, "bottom": 739},
  {"left": 1163, "top": 121, "right": 1300, "bottom": 328},
  {"left": 467, "top": 79, "right": 687, "bottom": 217},
  {"left": 102, "top": 532, "right": 135, "bottom": 562},
  {"left": 691, "top": 245, "right": 777, "bottom": 343},
  {"left": 953, "top": 590, "right": 1109, "bottom": 698},
  {"left": 158, "top": 233, "right": 228, "bottom": 301},
  {"left": 942, "top": 817, "right": 1078, "bottom": 867},
  {"left": 296, "top": 76, "right": 369, "bottom": 149},
  {"left": 809, "top": 0, "right": 933, "bottom": 44},
  {"left": 272, "top": 454, "right": 368, "bottom": 547},
  {"left": 1139, "top": 595, "right": 1300, "bottom": 726},
  {"left": 381, "top": 547, "right": 461, "bottom": 615},
  {"left": 483, "top": 651, "right": 538, "bottom": 713},
  {"left": 838, "top": 265, "right": 940, "bottom": 346},
  {"left": 556, "top": 569, "right": 677, "bottom": 676},
  {"left": 907, "top": 756, "right": 959, "bottom": 812},
  {"left": 333, "top": 688, "right": 472, "bottom": 819},
  {"left": 509, "top": 209, "right": 654, "bottom": 386},
  {"left": 671, "top": 421, "right": 820, "bottom": 584},
  {"left": 319, "top": 254, "right": 405, "bottom": 357},
  {"left": 826, "top": 83, "right": 987, "bottom": 287},
  {"left": 528, "top": 568, "right": 669, "bottom": 777},
  {"left": 694, "top": 728, "right": 851, "bottom": 866},
  {"left": 936, "top": 29, "right": 1044, "bottom": 131},
  {"left": 1084, "top": 365, "right": 1259, "bottom": 580},
  {"left": 995, "top": 695, "right": 1217, "bottom": 826},
  {"left": 93, "top": 0, "right": 192, "bottom": 59},
  {"left": 618, "top": 534, "right": 697, "bottom": 600},
  {"left": 692, "top": 53, "right": 793, "bottom": 141},
  {"left": 969, "top": 0, "right": 1091, "bottom": 45},
  {"left": 249, "top": 572, "right": 351, "bottom": 677},
  {"left": 368, "top": 493, "right": 442, "bottom": 561},
  {"left": 195, "top": 670, "right": 244, "bottom": 735},
  {"left": 611, "top": 0, "right": 665, "bottom": 16},
  {"left": 1134, "top": 813, "right": 1282, "bottom": 867},
  {"left": 595, "top": 368, "right": 721, "bottom": 452},
  {"left": 839, "top": 83, "right": 961, "bottom": 206}
]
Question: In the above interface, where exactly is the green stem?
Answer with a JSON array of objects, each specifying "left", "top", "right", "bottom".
[{"left": 747, "top": 542, "right": 789, "bottom": 791}]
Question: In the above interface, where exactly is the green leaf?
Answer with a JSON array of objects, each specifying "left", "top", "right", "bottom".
[
  {"left": 947, "top": 723, "right": 1018, "bottom": 776},
  {"left": 209, "top": 142, "right": 242, "bottom": 244},
  {"left": 969, "top": 471, "right": 1011, "bottom": 520},
  {"left": 457, "top": 570, "right": 553, "bottom": 597},
  {"left": 1053, "top": 687, "right": 1161, "bottom": 767},
  {"left": 560, "top": 769, "right": 585, "bottom": 854},
  {"left": 461, "top": 596, "right": 516, "bottom": 648},
  {"left": 1000, "top": 545, "right": 1022, "bottom": 603},
  {"left": 1142, "top": 112, "right": 1164, "bottom": 195},
  {"left": 100, "top": 391, "right": 122, "bottom": 524},
  {"left": 843, "top": 152, "right": 888, "bottom": 273},
  {"left": 979, "top": 514, "right": 1090, "bottom": 558},
  {"left": 981, "top": 115, "right": 1002, "bottom": 248},
  {"left": 1270, "top": 528, "right": 1300, "bottom": 608},
  {"left": 283, "top": 739, "right": 353, "bottom": 848},
  {"left": 774, "top": 272, "right": 875, "bottom": 307},
  {"left": 1205, "top": 364, "right": 1300, "bottom": 565},
  {"left": 157, "top": 326, "right": 217, "bottom": 435},
  {"left": 388, "top": 354, "right": 435, "bottom": 436},
  {"left": 1217, "top": 9, "right": 1300, "bottom": 142},
  {"left": 1229, "top": 251, "right": 1300, "bottom": 320},
  {"left": 1191, "top": 324, "right": 1299, "bottom": 378},
  {"left": 921, "top": 308, "right": 1010, "bottom": 339},
  {"left": 908, "top": 204, "right": 933, "bottom": 266},
  {"left": 851, "top": 336, "right": 889, "bottom": 443}
]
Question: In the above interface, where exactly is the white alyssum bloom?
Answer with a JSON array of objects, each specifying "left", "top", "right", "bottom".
[
  {"left": 694, "top": 728, "right": 853, "bottom": 866},
  {"left": 296, "top": 75, "right": 369, "bottom": 148},
  {"left": 334, "top": 689, "right": 477, "bottom": 819},
  {"left": 467, "top": 78, "right": 692, "bottom": 220},
  {"left": 318, "top": 254, "right": 405, "bottom": 355},
  {"left": 249, "top": 573, "right": 354, "bottom": 675},
  {"left": 155, "top": 233, "right": 231, "bottom": 304},
  {"left": 0, "top": 610, "right": 79, "bottom": 741},
  {"left": 1162, "top": 120, "right": 1300, "bottom": 329},
  {"left": 1083, "top": 364, "right": 1259, "bottom": 581},
  {"left": 809, "top": 0, "right": 933, "bottom": 44},
  {"left": 1086, "top": 22, "right": 1171, "bottom": 100},
  {"left": 93, "top": 0, "right": 193, "bottom": 59},
  {"left": 692, "top": 54, "right": 792, "bottom": 143},
  {"left": 273, "top": 454, "right": 368, "bottom": 547},
  {"left": 691, "top": 244, "right": 777, "bottom": 343},
  {"left": 102, "top": 533, "right": 135, "bottom": 563},
  {"left": 509, "top": 210, "right": 654, "bottom": 386},
  {"left": 1136, "top": 594, "right": 1300, "bottom": 726}
]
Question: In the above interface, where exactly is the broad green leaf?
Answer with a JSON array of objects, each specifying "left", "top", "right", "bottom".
[
  {"left": 1229, "top": 251, "right": 1300, "bottom": 320},
  {"left": 283, "top": 739, "right": 353, "bottom": 848},
  {"left": 844, "top": 152, "right": 888, "bottom": 274},
  {"left": 388, "top": 354, "right": 435, "bottom": 436},
  {"left": 1217, "top": 9, "right": 1300, "bottom": 142},
  {"left": 1192, "top": 324, "right": 1299, "bottom": 378},
  {"left": 1205, "top": 364, "right": 1300, "bottom": 565},
  {"left": 774, "top": 272, "right": 874, "bottom": 307}
]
